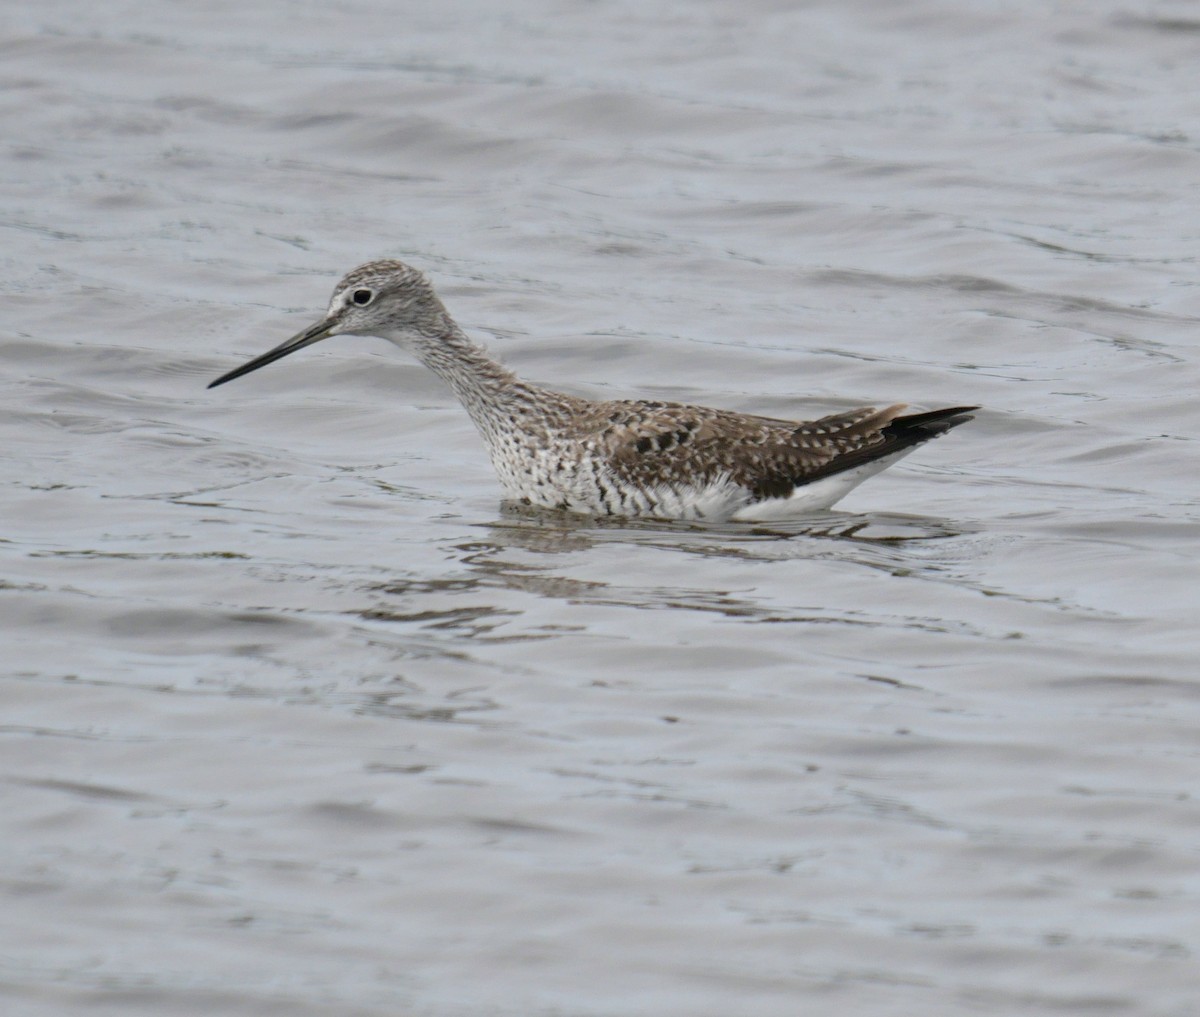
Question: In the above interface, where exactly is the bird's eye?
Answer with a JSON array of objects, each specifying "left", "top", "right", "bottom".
[{"left": 351, "top": 288, "right": 374, "bottom": 306}]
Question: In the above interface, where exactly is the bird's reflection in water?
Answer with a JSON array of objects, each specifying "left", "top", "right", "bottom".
[
  {"left": 357, "top": 504, "right": 978, "bottom": 626},
  {"left": 485, "top": 500, "right": 973, "bottom": 556},
  {"left": 348, "top": 504, "right": 980, "bottom": 727}
]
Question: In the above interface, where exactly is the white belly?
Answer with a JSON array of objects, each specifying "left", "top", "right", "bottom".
[{"left": 730, "top": 450, "right": 915, "bottom": 522}]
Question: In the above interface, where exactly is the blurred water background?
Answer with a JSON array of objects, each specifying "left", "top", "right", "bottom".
[{"left": 3, "top": 2, "right": 1200, "bottom": 1014}]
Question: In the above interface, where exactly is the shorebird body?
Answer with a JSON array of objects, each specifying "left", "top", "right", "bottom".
[{"left": 209, "top": 260, "right": 976, "bottom": 521}]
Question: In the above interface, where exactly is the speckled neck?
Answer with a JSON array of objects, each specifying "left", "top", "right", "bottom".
[{"left": 392, "top": 316, "right": 547, "bottom": 435}]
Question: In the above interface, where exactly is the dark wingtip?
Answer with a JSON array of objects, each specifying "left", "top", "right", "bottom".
[
  {"left": 765, "top": 404, "right": 978, "bottom": 493},
  {"left": 889, "top": 405, "right": 979, "bottom": 436}
]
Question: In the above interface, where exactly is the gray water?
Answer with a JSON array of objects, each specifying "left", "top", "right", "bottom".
[{"left": 3, "top": 2, "right": 1199, "bottom": 1015}]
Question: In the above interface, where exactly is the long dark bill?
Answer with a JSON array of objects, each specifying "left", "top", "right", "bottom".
[{"left": 207, "top": 318, "right": 336, "bottom": 389}]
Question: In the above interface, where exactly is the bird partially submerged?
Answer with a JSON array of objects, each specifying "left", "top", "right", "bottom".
[{"left": 210, "top": 260, "right": 976, "bottom": 521}]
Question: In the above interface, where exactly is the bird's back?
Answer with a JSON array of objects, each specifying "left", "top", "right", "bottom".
[{"left": 480, "top": 393, "right": 974, "bottom": 520}]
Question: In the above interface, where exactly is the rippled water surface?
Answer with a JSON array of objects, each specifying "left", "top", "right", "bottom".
[{"left": 4, "top": 2, "right": 1200, "bottom": 1015}]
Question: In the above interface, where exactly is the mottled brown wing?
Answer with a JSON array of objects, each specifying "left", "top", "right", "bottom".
[{"left": 585, "top": 399, "right": 903, "bottom": 500}]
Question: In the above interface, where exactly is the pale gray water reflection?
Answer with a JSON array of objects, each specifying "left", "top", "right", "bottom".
[{"left": 5, "top": 1, "right": 1200, "bottom": 1015}]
